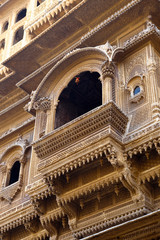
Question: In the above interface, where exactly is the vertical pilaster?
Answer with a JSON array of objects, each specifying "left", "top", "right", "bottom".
[
  {"left": 147, "top": 57, "right": 160, "bottom": 119},
  {"left": 33, "top": 109, "right": 42, "bottom": 141},
  {"left": 101, "top": 60, "right": 115, "bottom": 104},
  {"left": 28, "top": 0, "right": 37, "bottom": 19},
  {"left": 45, "top": 101, "right": 58, "bottom": 134}
]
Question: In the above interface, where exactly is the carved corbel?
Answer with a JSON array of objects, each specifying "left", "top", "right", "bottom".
[
  {"left": 24, "top": 221, "right": 38, "bottom": 234},
  {"left": 40, "top": 219, "right": 58, "bottom": 240},
  {"left": 59, "top": 202, "right": 77, "bottom": 231},
  {"left": 33, "top": 97, "right": 51, "bottom": 113},
  {"left": 44, "top": 177, "right": 63, "bottom": 196},
  {"left": 44, "top": 176, "right": 78, "bottom": 231},
  {"left": 109, "top": 153, "right": 151, "bottom": 202},
  {"left": 30, "top": 198, "right": 44, "bottom": 216}
]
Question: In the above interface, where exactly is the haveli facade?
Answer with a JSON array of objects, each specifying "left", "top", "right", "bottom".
[{"left": 0, "top": 0, "right": 160, "bottom": 239}]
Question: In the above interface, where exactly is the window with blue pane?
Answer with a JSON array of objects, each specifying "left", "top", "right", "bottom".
[{"left": 133, "top": 86, "right": 140, "bottom": 95}]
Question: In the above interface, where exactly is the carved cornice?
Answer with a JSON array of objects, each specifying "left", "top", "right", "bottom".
[
  {"left": 26, "top": 0, "right": 81, "bottom": 35},
  {"left": 33, "top": 102, "right": 128, "bottom": 159},
  {"left": 124, "top": 20, "right": 160, "bottom": 50}
]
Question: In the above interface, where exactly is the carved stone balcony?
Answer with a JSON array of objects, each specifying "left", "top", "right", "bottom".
[{"left": 33, "top": 102, "right": 128, "bottom": 170}]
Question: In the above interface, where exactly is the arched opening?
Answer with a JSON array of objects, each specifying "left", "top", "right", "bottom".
[
  {"left": 16, "top": 8, "right": 27, "bottom": 22},
  {"left": 55, "top": 71, "right": 102, "bottom": 128},
  {"left": 8, "top": 161, "right": 20, "bottom": 185},
  {"left": 2, "top": 21, "right": 9, "bottom": 32},
  {"left": 13, "top": 26, "right": 24, "bottom": 45}
]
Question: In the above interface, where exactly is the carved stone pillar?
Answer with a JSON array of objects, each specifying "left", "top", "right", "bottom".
[
  {"left": 33, "top": 97, "right": 51, "bottom": 139},
  {"left": 45, "top": 100, "right": 58, "bottom": 134},
  {"left": 101, "top": 60, "right": 115, "bottom": 104},
  {"left": 27, "top": 0, "right": 37, "bottom": 19},
  {"left": 147, "top": 57, "right": 160, "bottom": 119},
  {"left": 0, "top": 163, "right": 7, "bottom": 188},
  {"left": 19, "top": 159, "right": 25, "bottom": 185}
]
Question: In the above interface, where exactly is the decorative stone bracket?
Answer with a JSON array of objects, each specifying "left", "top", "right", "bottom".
[
  {"left": 33, "top": 97, "right": 51, "bottom": 112},
  {"left": 109, "top": 154, "right": 152, "bottom": 203},
  {"left": 24, "top": 92, "right": 51, "bottom": 113}
]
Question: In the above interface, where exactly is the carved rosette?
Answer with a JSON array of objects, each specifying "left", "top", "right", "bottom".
[{"left": 101, "top": 60, "right": 115, "bottom": 79}]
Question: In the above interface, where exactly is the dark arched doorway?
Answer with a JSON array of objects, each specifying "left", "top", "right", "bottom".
[{"left": 55, "top": 71, "right": 102, "bottom": 128}]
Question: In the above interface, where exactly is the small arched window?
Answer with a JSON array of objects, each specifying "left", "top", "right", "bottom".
[
  {"left": 133, "top": 86, "right": 140, "bottom": 95},
  {"left": 8, "top": 161, "right": 20, "bottom": 185},
  {"left": 16, "top": 8, "right": 27, "bottom": 22},
  {"left": 13, "top": 26, "right": 24, "bottom": 45},
  {"left": 2, "top": 21, "right": 9, "bottom": 32}
]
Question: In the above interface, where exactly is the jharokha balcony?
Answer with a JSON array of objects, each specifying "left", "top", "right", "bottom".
[{"left": 33, "top": 101, "right": 128, "bottom": 175}]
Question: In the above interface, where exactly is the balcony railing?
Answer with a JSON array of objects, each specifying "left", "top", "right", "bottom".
[{"left": 34, "top": 102, "right": 128, "bottom": 163}]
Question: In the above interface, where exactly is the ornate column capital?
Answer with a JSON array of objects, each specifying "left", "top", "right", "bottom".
[
  {"left": 33, "top": 97, "right": 51, "bottom": 112},
  {"left": 101, "top": 60, "right": 115, "bottom": 79}
]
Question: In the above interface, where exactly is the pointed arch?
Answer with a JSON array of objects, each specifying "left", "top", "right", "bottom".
[{"left": 29, "top": 47, "right": 108, "bottom": 110}]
